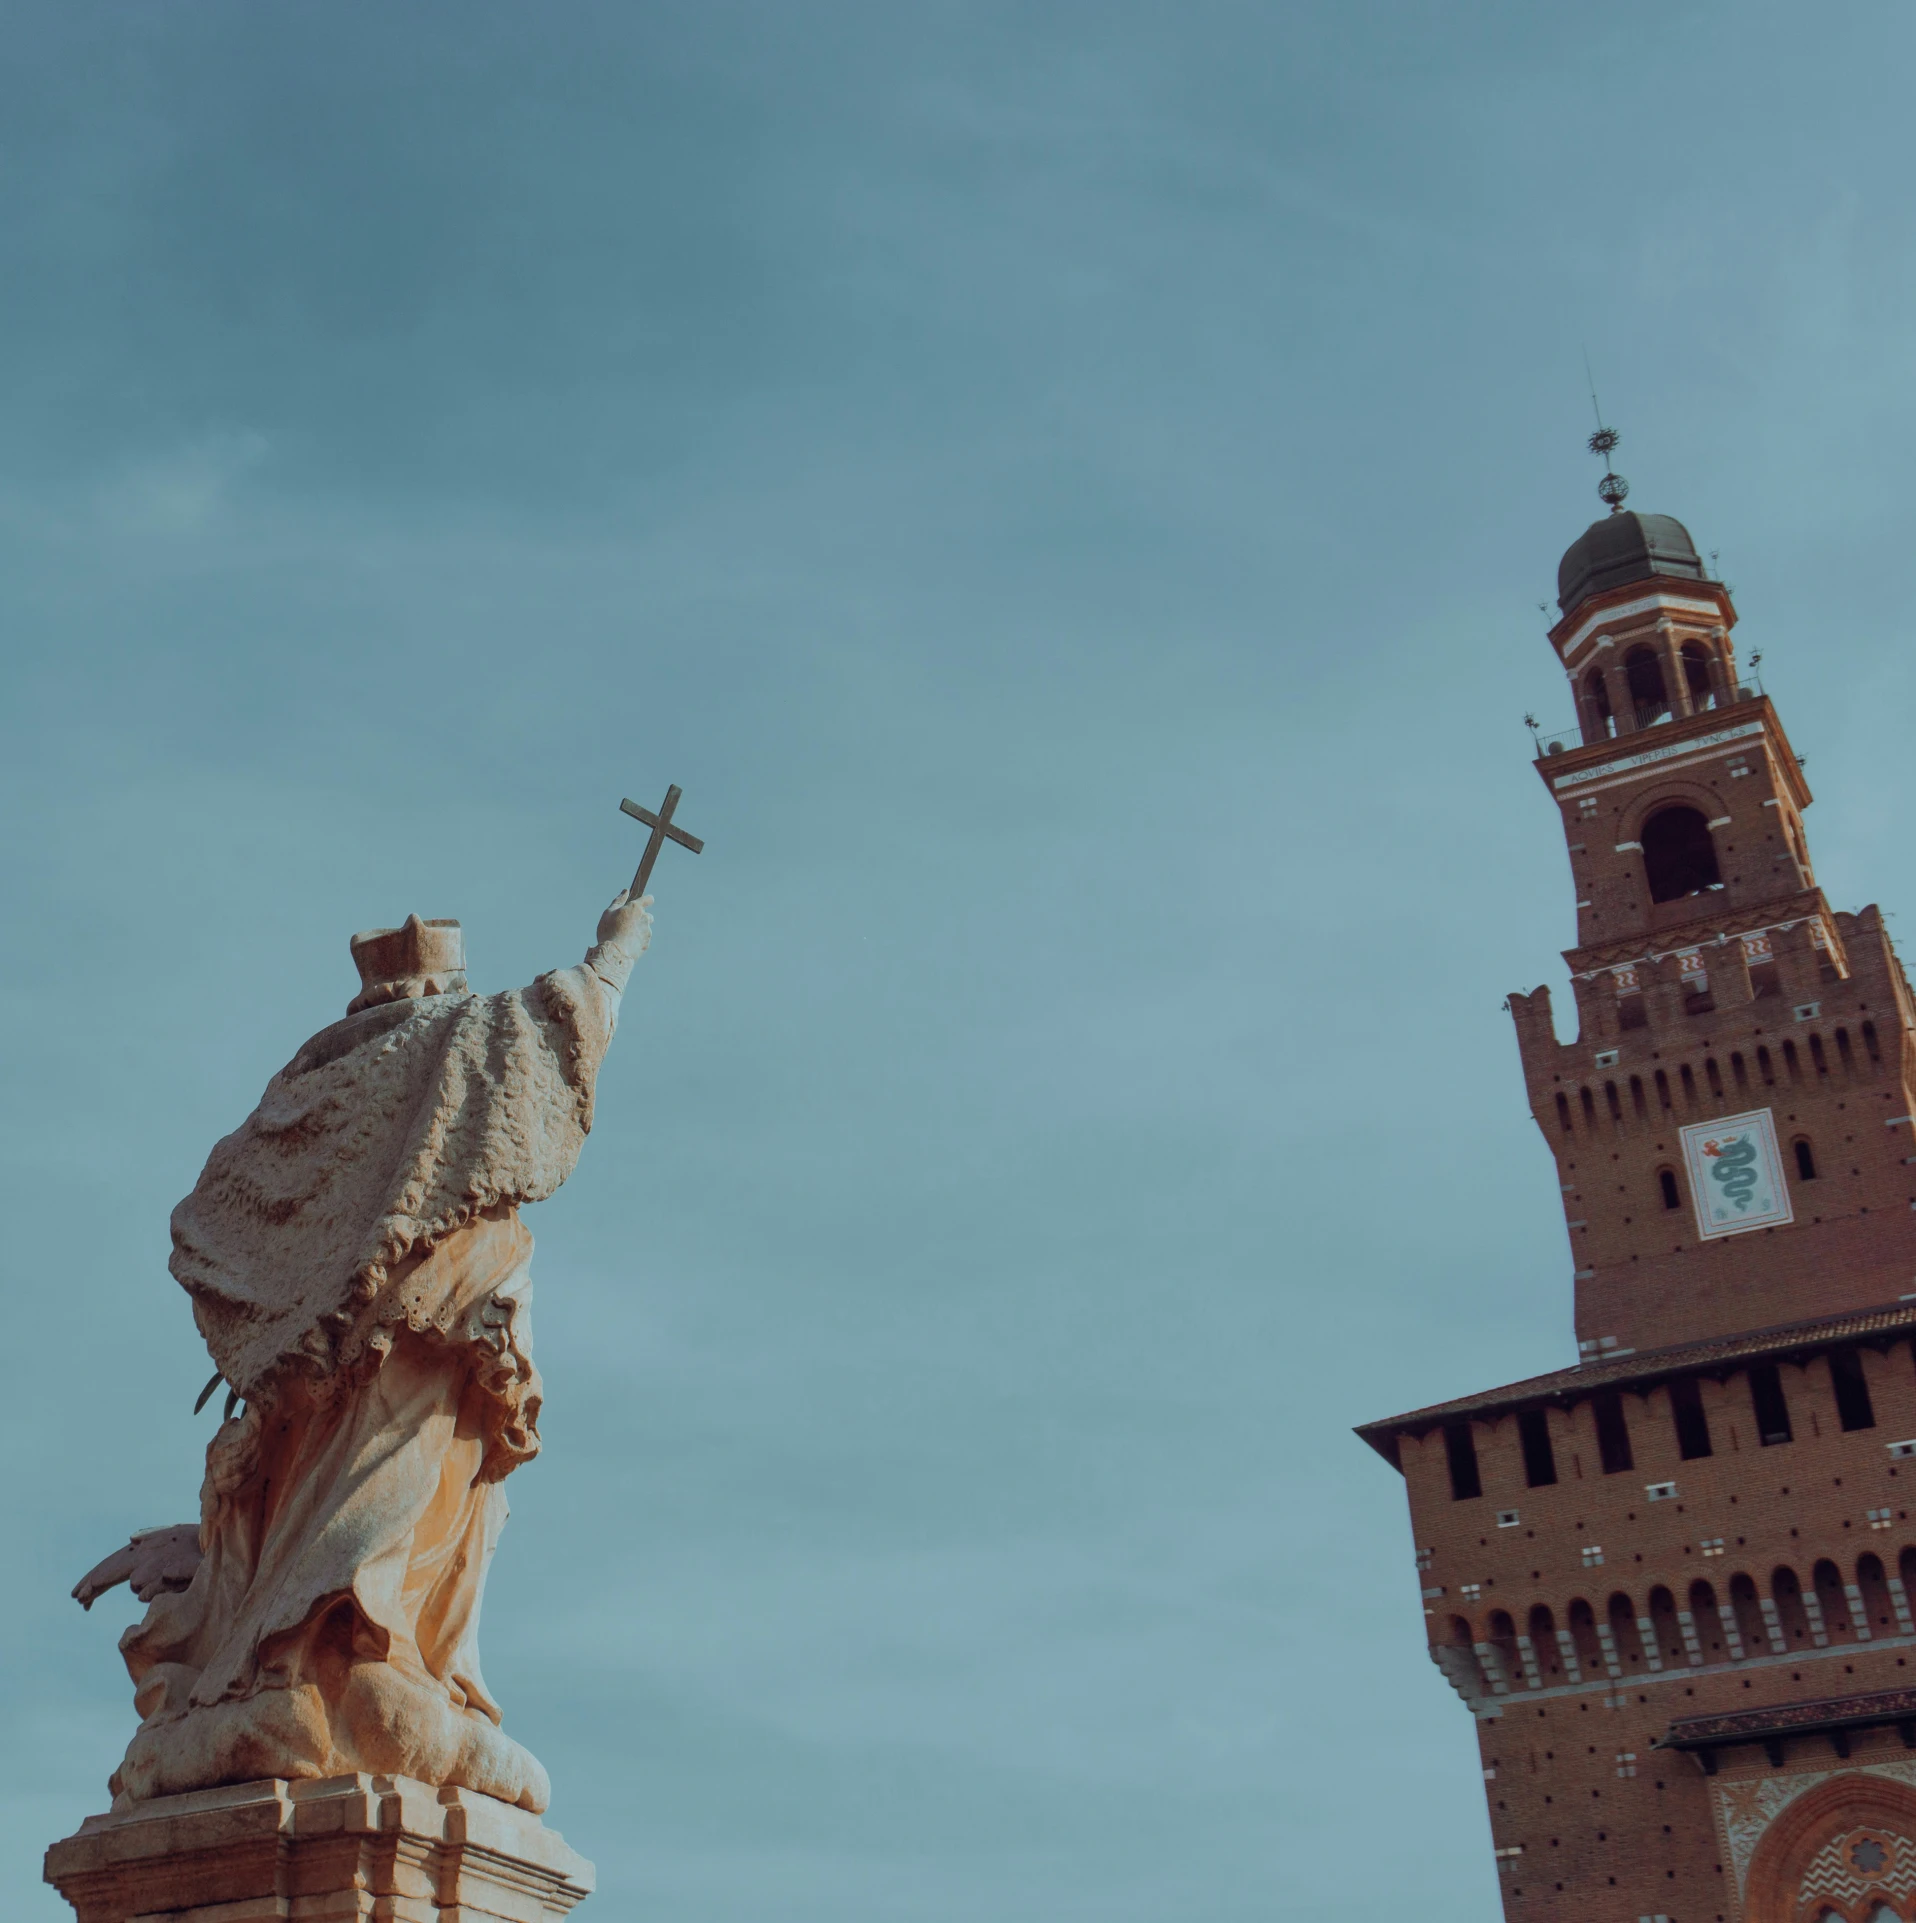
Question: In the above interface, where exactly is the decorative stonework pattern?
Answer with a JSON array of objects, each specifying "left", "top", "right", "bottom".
[
  {"left": 1714, "top": 1763, "right": 1916, "bottom": 1900},
  {"left": 1718, "top": 1773, "right": 1825, "bottom": 1896},
  {"left": 1672, "top": 1689, "right": 1916, "bottom": 1747},
  {"left": 1799, "top": 1828, "right": 1914, "bottom": 1914}
]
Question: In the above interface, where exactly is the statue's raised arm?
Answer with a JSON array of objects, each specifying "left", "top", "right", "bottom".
[{"left": 88, "top": 886, "right": 653, "bottom": 1816}]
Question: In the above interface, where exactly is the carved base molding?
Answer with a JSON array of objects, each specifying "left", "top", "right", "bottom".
[{"left": 44, "top": 1773, "right": 595, "bottom": 1921}]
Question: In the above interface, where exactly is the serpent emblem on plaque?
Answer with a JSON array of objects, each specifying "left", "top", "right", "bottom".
[{"left": 1703, "top": 1133, "right": 1761, "bottom": 1212}]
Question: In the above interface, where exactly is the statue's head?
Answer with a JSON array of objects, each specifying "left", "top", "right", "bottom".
[{"left": 347, "top": 914, "right": 469, "bottom": 1015}]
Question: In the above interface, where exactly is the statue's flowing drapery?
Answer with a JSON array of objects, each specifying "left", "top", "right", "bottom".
[{"left": 112, "top": 962, "right": 621, "bottom": 1813}]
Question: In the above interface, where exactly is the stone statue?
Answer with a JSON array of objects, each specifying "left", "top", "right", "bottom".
[{"left": 73, "top": 890, "right": 653, "bottom": 1817}]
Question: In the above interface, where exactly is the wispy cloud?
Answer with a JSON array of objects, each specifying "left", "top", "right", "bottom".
[{"left": 95, "top": 428, "right": 268, "bottom": 537}]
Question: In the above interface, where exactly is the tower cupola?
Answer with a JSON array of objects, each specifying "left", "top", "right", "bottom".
[{"left": 1557, "top": 509, "right": 1708, "bottom": 618}]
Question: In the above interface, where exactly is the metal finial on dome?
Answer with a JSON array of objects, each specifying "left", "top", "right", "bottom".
[{"left": 1583, "top": 357, "right": 1628, "bottom": 513}]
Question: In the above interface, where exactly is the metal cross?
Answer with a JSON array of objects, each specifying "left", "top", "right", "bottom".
[{"left": 619, "top": 785, "right": 705, "bottom": 898}]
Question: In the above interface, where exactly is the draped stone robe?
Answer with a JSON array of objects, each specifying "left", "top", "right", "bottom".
[{"left": 113, "top": 959, "right": 622, "bottom": 1814}]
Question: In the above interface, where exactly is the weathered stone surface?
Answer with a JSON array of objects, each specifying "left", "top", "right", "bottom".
[
  {"left": 44, "top": 1773, "right": 594, "bottom": 1921},
  {"left": 72, "top": 891, "right": 651, "bottom": 1814}
]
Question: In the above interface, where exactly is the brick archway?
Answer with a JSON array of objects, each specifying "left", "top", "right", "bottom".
[{"left": 1743, "top": 1775, "right": 1916, "bottom": 1923}]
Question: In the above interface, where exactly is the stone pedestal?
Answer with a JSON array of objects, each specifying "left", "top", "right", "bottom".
[{"left": 44, "top": 1774, "right": 594, "bottom": 1921}]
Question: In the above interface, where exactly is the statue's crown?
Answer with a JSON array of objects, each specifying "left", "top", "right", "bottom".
[{"left": 347, "top": 914, "right": 467, "bottom": 1014}]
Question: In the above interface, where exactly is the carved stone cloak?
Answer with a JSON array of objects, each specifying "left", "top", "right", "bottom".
[
  {"left": 113, "top": 964, "right": 621, "bottom": 1814},
  {"left": 171, "top": 966, "right": 615, "bottom": 1399}
]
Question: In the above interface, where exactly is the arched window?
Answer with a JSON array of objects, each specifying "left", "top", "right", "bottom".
[
  {"left": 1567, "top": 1597, "right": 1605, "bottom": 1675},
  {"left": 1648, "top": 1585, "right": 1683, "bottom": 1666},
  {"left": 1555, "top": 1091, "right": 1573, "bottom": 1134},
  {"left": 1689, "top": 1577, "right": 1723, "bottom": 1657},
  {"left": 1857, "top": 1553, "right": 1895, "bottom": 1633},
  {"left": 1681, "top": 639, "right": 1715, "bottom": 706},
  {"left": 1583, "top": 667, "right": 1615, "bottom": 741},
  {"left": 1608, "top": 1592, "right": 1645, "bottom": 1666},
  {"left": 1659, "top": 1168, "right": 1681, "bottom": 1210},
  {"left": 1812, "top": 1558, "right": 1852, "bottom": 1638},
  {"left": 1624, "top": 645, "right": 1670, "bottom": 727},
  {"left": 1642, "top": 806, "right": 1723, "bottom": 902},
  {"left": 1772, "top": 1565, "right": 1810, "bottom": 1645},
  {"left": 1794, "top": 1138, "right": 1817, "bottom": 1180},
  {"left": 1529, "top": 1603, "right": 1562, "bottom": 1678},
  {"left": 1729, "top": 1571, "right": 1768, "bottom": 1653}
]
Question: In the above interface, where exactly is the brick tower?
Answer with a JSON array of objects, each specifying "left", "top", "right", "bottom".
[{"left": 1360, "top": 467, "right": 1916, "bottom": 1923}]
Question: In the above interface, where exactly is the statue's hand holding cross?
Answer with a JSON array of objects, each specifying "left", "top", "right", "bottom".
[{"left": 593, "top": 785, "right": 704, "bottom": 990}]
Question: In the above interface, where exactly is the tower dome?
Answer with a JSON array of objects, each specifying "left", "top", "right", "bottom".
[{"left": 1556, "top": 509, "right": 1705, "bottom": 617}]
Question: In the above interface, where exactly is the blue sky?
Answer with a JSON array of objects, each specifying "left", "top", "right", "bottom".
[{"left": 6, "top": 4, "right": 1916, "bottom": 1917}]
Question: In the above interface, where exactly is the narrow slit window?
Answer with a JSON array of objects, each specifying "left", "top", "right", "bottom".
[
  {"left": 1592, "top": 1392, "right": 1634, "bottom": 1474},
  {"left": 1749, "top": 1363, "right": 1793, "bottom": 1446},
  {"left": 1444, "top": 1420, "right": 1483, "bottom": 1501},
  {"left": 1669, "top": 1377, "right": 1713, "bottom": 1459},
  {"left": 1555, "top": 1091, "right": 1573, "bottom": 1134},
  {"left": 1519, "top": 1408, "right": 1558, "bottom": 1488},
  {"left": 1659, "top": 1168, "right": 1681, "bottom": 1211},
  {"left": 1794, "top": 1138, "right": 1817, "bottom": 1181}
]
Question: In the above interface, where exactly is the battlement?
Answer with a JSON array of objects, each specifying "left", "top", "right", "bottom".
[{"left": 1506, "top": 908, "right": 1916, "bottom": 1350}]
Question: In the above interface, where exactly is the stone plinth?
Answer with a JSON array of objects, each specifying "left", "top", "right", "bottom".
[{"left": 44, "top": 1773, "right": 594, "bottom": 1921}]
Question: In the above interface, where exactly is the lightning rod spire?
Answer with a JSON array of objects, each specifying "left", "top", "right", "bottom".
[{"left": 1583, "top": 352, "right": 1628, "bottom": 513}]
